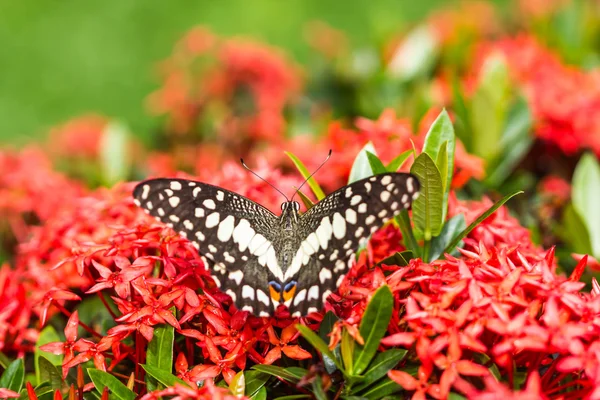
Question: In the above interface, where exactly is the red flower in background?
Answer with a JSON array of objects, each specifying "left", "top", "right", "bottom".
[
  {"left": 48, "top": 115, "right": 107, "bottom": 160},
  {"left": 471, "top": 36, "right": 600, "bottom": 156}
]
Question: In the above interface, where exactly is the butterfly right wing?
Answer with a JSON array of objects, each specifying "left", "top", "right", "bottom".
[
  {"left": 287, "top": 173, "right": 420, "bottom": 316},
  {"left": 133, "top": 178, "right": 280, "bottom": 315}
]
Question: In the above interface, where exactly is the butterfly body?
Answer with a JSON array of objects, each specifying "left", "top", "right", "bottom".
[{"left": 133, "top": 173, "right": 419, "bottom": 317}]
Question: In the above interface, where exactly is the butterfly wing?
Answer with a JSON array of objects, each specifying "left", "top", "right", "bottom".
[
  {"left": 288, "top": 173, "right": 420, "bottom": 316},
  {"left": 133, "top": 178, "right": 280, "bottom": 315}
]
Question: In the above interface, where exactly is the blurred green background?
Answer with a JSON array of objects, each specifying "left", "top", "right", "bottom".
[{"left": 0, "top": 0, "right": 451, "bottom": 144}]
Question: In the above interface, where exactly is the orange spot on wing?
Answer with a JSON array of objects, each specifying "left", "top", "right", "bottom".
[{"left": 283, "top": 284, "right": 296, "bottom": 302}]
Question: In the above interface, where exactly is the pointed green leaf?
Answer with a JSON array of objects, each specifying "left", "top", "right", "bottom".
[
  {"left": 100, "top": 121, "right": 132, "bottom": 186},
  {"left": 386, "top": 150, "right": 413, "bottom": 172},
  {"left": 469, "top": 54, "right": 510, "bottom": 161},
  {"left": 352, "top": 286, "right": 394, "bottom": 375},
  {"left": 341, "top": 328, "right": 355, "bottom": 373},
  {"left": 387, "top": 25, "right": 439, "bottom": 81},
  {"left": 366, "top": 152, "right": 387, "bottom": 175},
  {"left": 286, "top": 151, "right": 326, "bottom": 200},
  {"left": 443, "top": 190, "right": 523, "bottom": 255},
  {"left": 451, "top": 76, "right": 472, "bottom": 150},
  {"left": 377, "top": 250, "right": 413, "bottom": 267},
  {"left": 319, "top": 311, "right": 339, "bottom": 374},
  {"left": 395, "top": 210, "right": 420, "bottom": 256},
  {"left": 422, "top": 110, "right": 455, "bottom": 221},
  {"left": 296, "top": 190, "right": 315, "bottom": 210},
  {"left": 146, "top": 313, "right": 175, "bottom": 391},
  {"left": 572, "top": 153, "right": 600, "bottom": 258},
  {"left": 0, "top": 358, "right": 24, "bottom": 392},
  {"left": 87, "top": 369, "right": 135, "bottom": 400},
  {"left": 251, "top": 386, "right": 267, "bottom": 400},
  {"left": 35, "top": 325, "right": 62, "bottom": 383},
  {"left": 38, "top": 357, "right": 62, "bottom": 390},
  {"left": 429, "top": 214, "right": 466, "bottom": 262},
  {"left": 349, "top": 142, "right": 377, "bottom": 184},
  {"left": 251, "top": 365, "right": 307, "bottom": 384},
  {"left": 273, "top": 396, "right": 311, "bottom": 400},
  {"left": 141, "top": 364, "right": 188, "bottom": 388},
  {"left": 356, "top": 377, "right": 402, "bottom": 399},
  {"left": 0, "top": 352, "right": 11, "bottom": 369},
  {"left": 485, "top": 97, "right": 533, "bottom": 188},
  {"left": 410, "top": 153, "right": 444, "bottom": 239},
  {"left": 352, "top": 349, "right": 407, "bottom": 393},
  {"left": 296, "top": 325, "right": 343, "bottom": 371},
  {"left": 245, "top": 371, "right": 269, "bottom": 398},
  {"left": 561, "top": 204, "right": 592, "bottom": 254},
  {"left": 230, "top": 371, "right": 245, "bottom": 397}
]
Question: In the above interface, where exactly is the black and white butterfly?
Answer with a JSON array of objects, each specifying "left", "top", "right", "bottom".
[{"left": 133, "top": 172, "right": 419, "bottom": 317}]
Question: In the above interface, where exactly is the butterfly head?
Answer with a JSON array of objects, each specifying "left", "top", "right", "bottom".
[{"left": 280, "top": 201, "right": 300, "bottom": 230}]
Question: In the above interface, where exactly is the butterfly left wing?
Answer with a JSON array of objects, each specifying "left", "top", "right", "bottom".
[
  {"left": 287, "top": 173, "right": 420, "bottom": 316},
  {"left": 133, "top": 178, "right": 280, "bottom": 315}
]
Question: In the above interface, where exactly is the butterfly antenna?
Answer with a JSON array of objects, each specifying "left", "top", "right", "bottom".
[
  {"left": 240, "top": 158, "right": 290, "bottom": 202},
  {"left": 291, "top": 149, "right": 332, "bottom": 201}
]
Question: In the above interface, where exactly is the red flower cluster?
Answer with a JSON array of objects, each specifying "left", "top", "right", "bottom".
[
  {"left": 148, "top": 26, "right": 301, "bottom": 144},
  {"left": 472, "top": 36, "right": 600, "bottom": 156}
]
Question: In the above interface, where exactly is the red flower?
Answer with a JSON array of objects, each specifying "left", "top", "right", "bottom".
[
  {"left": 39, "top": 310, "right": 80, "bottom": 378},
  {"left": 264, "top": 324, "right": 312, "bottom": 364}
]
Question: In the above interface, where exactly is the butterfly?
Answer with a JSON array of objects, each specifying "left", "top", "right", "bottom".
[{"left": 133, "top": 172, "right": 420, "bottom": 317}]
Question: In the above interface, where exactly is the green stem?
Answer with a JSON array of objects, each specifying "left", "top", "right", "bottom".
[
  {"left": 422, "top": 239, "right": 431, "bottom": 263},
  {"left": 395, "top": 210, "right": 420, "bottom": 258}
]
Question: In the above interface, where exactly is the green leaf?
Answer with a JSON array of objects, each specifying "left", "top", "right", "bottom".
[
  {"left": 428, "top": 214, "right": 466, "bottom": 262},
  {"left": 352, "top": 349, "right": 407, "bottom": 393},
  {"left": 141, "top": 364, "right": 188, "bottom": 388},
  {"left": 572, "top": 153, "right": 600, "bottom": 258},
  {"left": 341, "top": 328, "right": 355, "bottom": 373},
  {"left": 230, "top": 371, "right": 245, "bottom": 397},
  {"left": 561, "top": 204, "right": 593, "bottom": 254},
  {"left": 352, "top": 286, "right": 394, "bottom": 376},
  {"left": 296, "top": 190, "right": 315, "bottom": 210},
  {"left": 366, "top": 152, "right": 387, "bottom": 175},
  {"left": 410, "top": 153, "right": 444, "bottom": 240},
  {"left": 385, "top": 150, "right": 413, "bottom": 172},
  {"left": 451, "top": 76, "right": 472, "bottom": 150},
  {"left": 448, "top": 393, "right": 467, "bottom": 400},
  {"left": 387, "top": 25, "right": 439, "bottom": 81},
  {"left": 251, "top": 365, "right": 306, "bottom": 384},
  {"left": 87, "top": 369, "right": 135, "bottom": 400},
  {"left": 377, "top": 250, "right": 413, "bottom": 267},
  {"left": 146, "top": 314, "right": 175, "bottom": 391},
  {"left": 100, "top": 121, "right": 132, "bottom": 186},
  {"left": 35, "top": 325, "right": 62, "bottom": 383},
  {"left": 357, "top": 377, "right": 402, "bottom": 399},
  {"left": 422, "top": 110, "right": 455, "bottom": 203},
  {"left": 251, "top": 386, "right": 267, "bottom": 400},
  {"left": 296, "top": 325, "right": 343, "bottom": 371},
  {"left": 286, "top": 151, "right": 326, "bottom": 200},
  {"left": 273, "top": 396, "right": 311, "bottom": 400},
  {"left": 395, "top": 210, "right": 420, "bottom": 257},
  {"left": 245, "top": 371, "right": 269, "bottom": 398},
  {"left": 443, "top": 190, "right": 523, "bottom": 255},
  {"left": 485, "top": 97, "right": 533, "bottom": 188},
  {"left": 319, "top": 311, "right": 339, "bottom": 374},
  {"left": 469, "top": 53, "right": 510, "bottom": 161},
  {"left": 349, "top": 142, "right": 377, "bottom": 184},
  {"left": 0, "top": 352, "right": 11, "bottom": 369},
  {"left": 0, "top": 358, "right": 24, "bottom": 392},
  {"left": 38, "top": 357, "right": 62, "bottom": 390}
]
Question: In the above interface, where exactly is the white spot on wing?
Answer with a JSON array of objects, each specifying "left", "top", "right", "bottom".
[
  {"left": 226, "top": 289, "right": 237, "bottom": 302},
  {"left": 233, "top": 219, "right": 254, "bottom": 252},
  {"left": 183, "top": 220, "right": 194, "bottom": 230},
  {"left": 365, "top": 215, "right": 376, "bottom": 225},
  {"left": 307, "top": 285, "right": 319, "bottom": 301},
  {"left": 229, "top": 270, "right": 244, "bottom": 285},
  {"left": 293, "top": 289, "right": 307, "bottom": 306},
  {"left": 319, "top": 268, "right": 332, "bottom": 283},
  {"left": 407, "top": 177, "right": 415, "bottom": 192},
  {"left": 316, "top": 217, "right": 333, "bottom": 250},
  {"left": 351, "top": 195, "right": 362, "bottom": 206},
  {"left": 169, "top": 215, "right": 180, "bottom": 223},
  {"left": 195, "top": 208, "right": 205, "bottom": 217},
  {"left": 193, "top": 187, "right": 201, "bottom": 197},
  {"left": 216, "top": 191, "right": 224, "bottom": 201},
  {"left": 365, "top": 182, "right": 372, "bottom": 192},
  {"left": 381, "top": 175, "right": 392, "bottom": 185},
  {"left": 358, "top": 203, "right": 367, "bottom": 213},
  {"left": 257, "top": 289, "right": 270, "bottom": 306},
  {"left": 345, "top": 208, "right": 357, "bottom": 224},
  {"left": 322, "top": 290, "right": 332, "bottom": 303},
  {"left": 380, "top": 191, "right": 391, "bottom": 202},
  {"left": 170, "top": 181, "right": 182, "bottom": 190},
  {"left": 248, "top": 234, "right": 268, "bottom": 254},
  {"left": 141, "top": 185, "right": 150, "bottom": 199},
  {"left": 307, "top": 232, "right": 320, "bottom": 251},
  {"left": 203, "top": 199, "right": 216, "bottom": 209},
  {"left": 217, "top": 215, "right": 235, "bottom": 242},
  {"left": 242, "top": 285, "right": 255, "bottom": 300},
  {"left": 332, "top": 212, "right": 346, "bottom": 239},
  {"left": 345, "top": 187, "right": 353, "bottom": 198},
  {"left": 206, "top": 212, "right": 220, "bottom": 228}
]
